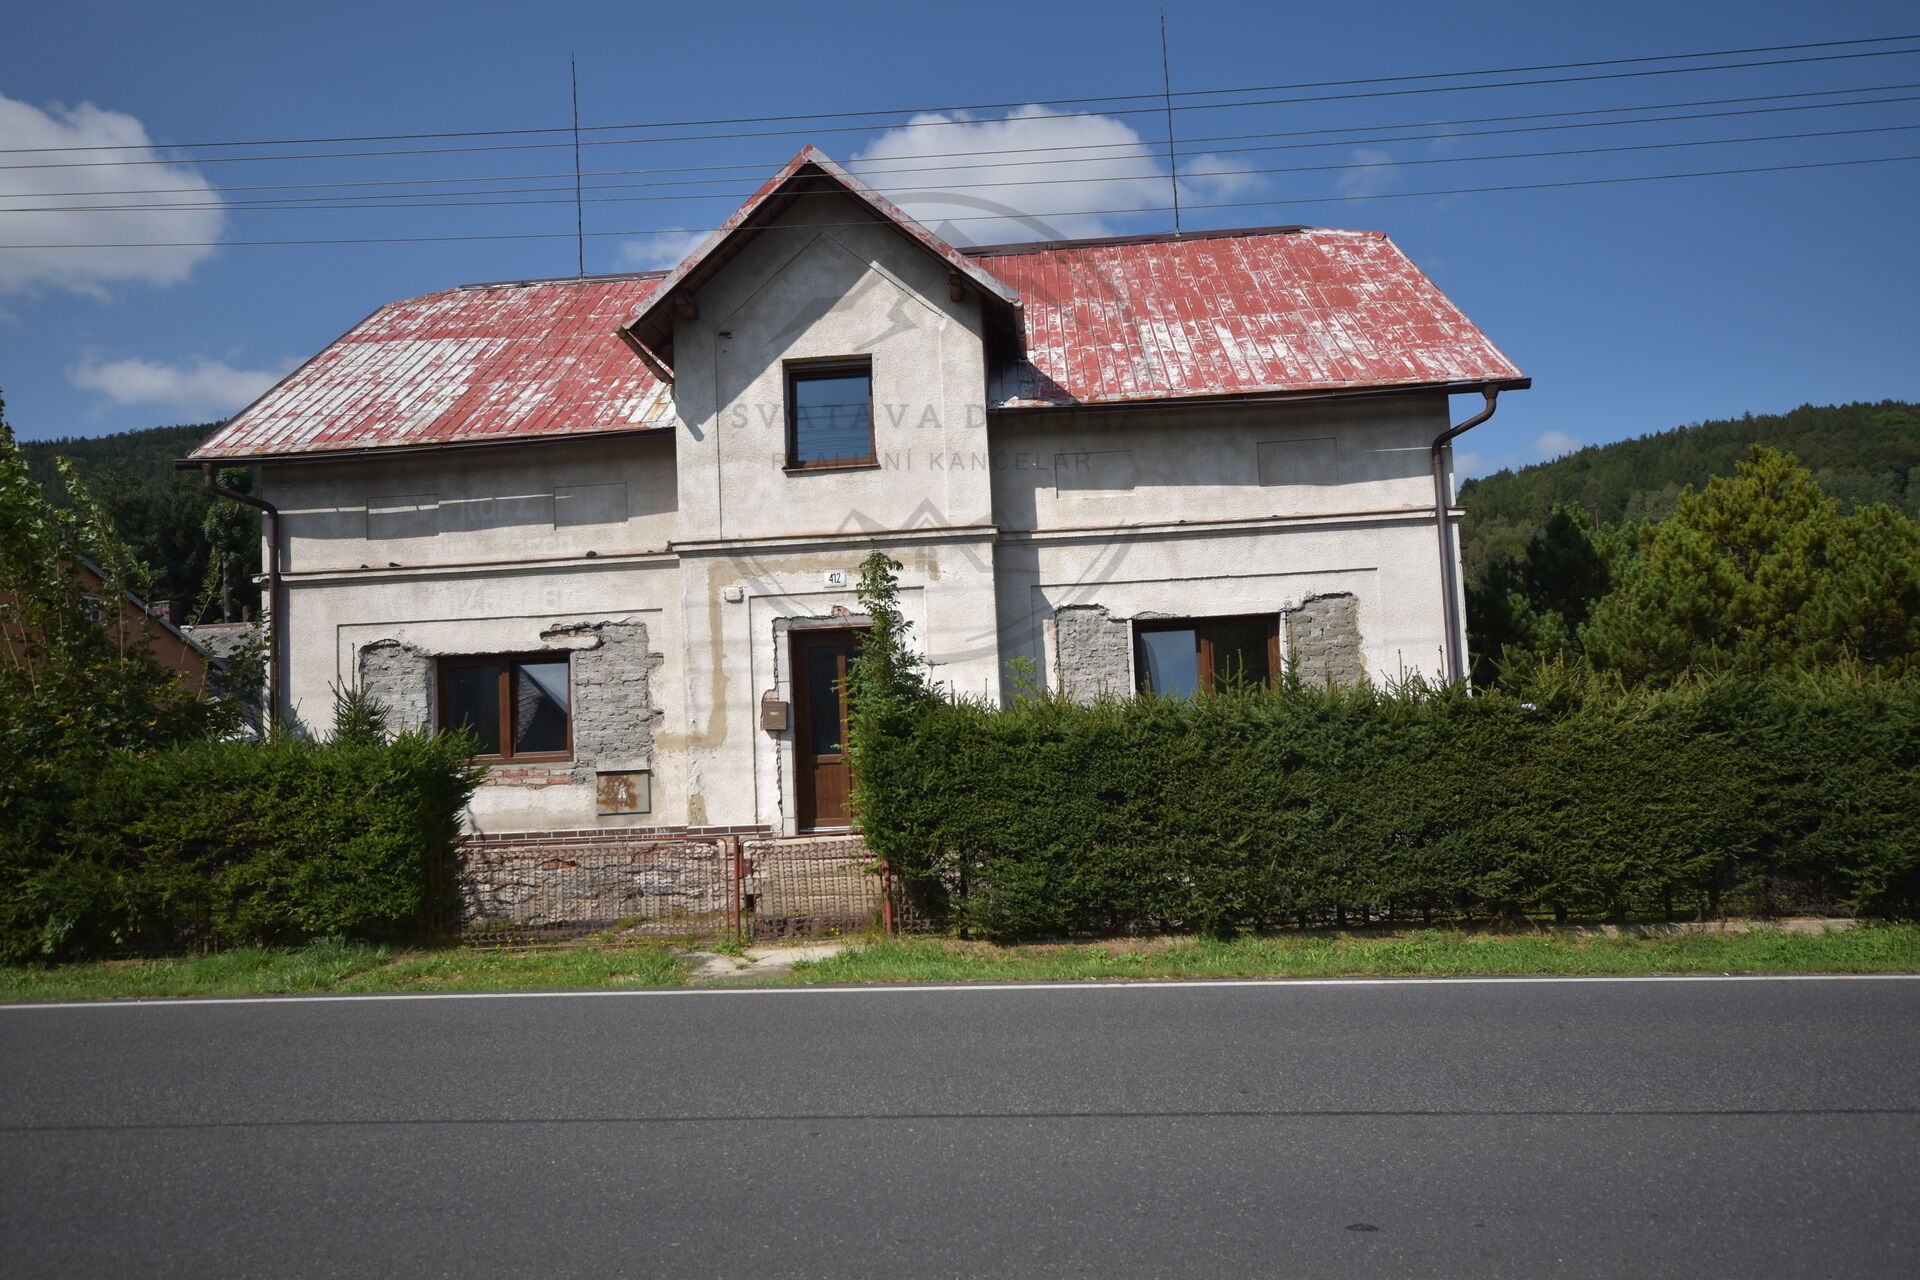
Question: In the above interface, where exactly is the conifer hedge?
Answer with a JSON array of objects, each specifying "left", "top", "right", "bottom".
[
  {"left": 856, "top": 668, "right": 1920, "bottom": 938},
  {"left": 0, "top": 732, "right": 484, "bottom": 963},
  {"left": 3, "top": 400, "right": 483, "bottom": 963}
]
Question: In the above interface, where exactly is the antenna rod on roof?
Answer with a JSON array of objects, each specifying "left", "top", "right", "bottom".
[
  {"left": 570, "top": 55, "right": 585, "bottom": 276},
  {"left": 1159, "top": 12, "right": 1182, "bottom": 237}
]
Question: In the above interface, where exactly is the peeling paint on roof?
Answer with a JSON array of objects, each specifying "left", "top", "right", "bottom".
[
  {"left": 191, "top": 218, "right": 1522, "bottom": 461},
  {"left": 193, "top": 274, "right": 673, "bottom": 460},
  {"left": 977, "top": 228, "right": 1521, "bottom": 407}
]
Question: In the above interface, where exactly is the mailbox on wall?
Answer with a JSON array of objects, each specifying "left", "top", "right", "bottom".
[{"left": 760, "top": 691, "right": 790, "bottom": 732}]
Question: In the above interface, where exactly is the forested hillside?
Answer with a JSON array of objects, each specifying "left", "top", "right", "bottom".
[
  {"left": 1460, "top": 401, "right": 1920, "bottom": 688},
  {"left": 1459, "top": 400, "right": 1920, "bottom": 580},
  {"left": 20, "top": 423, "right": 213, "bottom": 482},
  {"left": 18, "top": 421, "right": 259, "bottom": 619}
]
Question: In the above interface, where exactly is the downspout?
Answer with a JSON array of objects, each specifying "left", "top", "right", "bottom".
[
  {"left": 198, "top": 463, "right": 283, "bottom": 728},
  {"left": 1430, "top": 387, "right": 1500, "bottom": 685}
]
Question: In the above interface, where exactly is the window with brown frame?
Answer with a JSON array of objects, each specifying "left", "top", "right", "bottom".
[
  {"left": 785, "top": 358, "right": 875, "bottom": 469},
  {"left": 437, "top": 654, "right": 572, "bottom": 761},
  {"left": 1134, "top": 615, "right": 1281, "bottom": 696}
]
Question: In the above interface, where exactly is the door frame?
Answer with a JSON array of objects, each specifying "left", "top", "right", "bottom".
[{"left": 788, "top": 624, "right": 868, "bottom": 833}]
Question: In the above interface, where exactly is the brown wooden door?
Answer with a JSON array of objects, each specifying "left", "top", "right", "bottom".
[{"left": 793, "top": 628, "right": 863, "bottom": 831}]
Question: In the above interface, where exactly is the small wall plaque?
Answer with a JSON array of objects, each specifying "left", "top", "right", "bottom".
[
  {"left": 822, "top": 569, "right": 848, "bottom": 587},
  {"left": 595, "top": 770, "right": 652, "bottom": 816}
]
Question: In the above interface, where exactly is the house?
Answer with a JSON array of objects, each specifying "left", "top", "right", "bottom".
[
  {"left": 185, "top": 147, "right": 1526, "bottom": 857},
  {"left": 2, "top": 556, "right": 216, "bottom": 693}
]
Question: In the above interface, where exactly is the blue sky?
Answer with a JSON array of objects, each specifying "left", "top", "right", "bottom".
[{"left": 2, "top": 0, "right": 1915, "bottom": 476}]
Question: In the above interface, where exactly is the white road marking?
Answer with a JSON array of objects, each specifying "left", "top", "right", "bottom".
[{"left": 3, "top": 971, "right": 1918, "bottom": 1011}]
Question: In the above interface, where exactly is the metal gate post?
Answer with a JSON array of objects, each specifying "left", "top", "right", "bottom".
[{"left": 730, "top": 836, "right": 745, "bottom": 941}]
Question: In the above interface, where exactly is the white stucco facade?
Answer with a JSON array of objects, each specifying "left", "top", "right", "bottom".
[{"left": 253, "top": 189, "right": 1495, "bottom": 840}]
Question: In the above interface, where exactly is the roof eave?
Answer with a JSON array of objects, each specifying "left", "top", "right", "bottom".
[
  {"left": 989, "top": 376, "right": 1531, "bottom": 415},
  {"left": 173, "top": 423, "right": 678, "bottom": 470}
]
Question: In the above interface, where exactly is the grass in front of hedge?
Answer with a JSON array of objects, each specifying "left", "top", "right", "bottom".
[
  {"left": 6, "top": 925, "right": 1917, "bottom": 1002},
  {"left": 780, "top": 924, "right": 1920, "bottom": 984},
  {"left": 0, "top": 937, "right": 686, "bottom": 1002}
]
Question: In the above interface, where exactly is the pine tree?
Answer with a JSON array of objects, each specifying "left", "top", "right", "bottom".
[{"left": 1582, "top": 447, "right": 1920, "bottom": 682}]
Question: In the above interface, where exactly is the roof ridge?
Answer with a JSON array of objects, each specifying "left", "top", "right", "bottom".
[
  {"left": 961, "top": 224, "right": 1373, "bottom": 257},
  {"left": 453, "top": 269, "right": 669, "bottom": 292},
  {"left": 427, "top": 226, "right": 1386, "bottom": 295}
]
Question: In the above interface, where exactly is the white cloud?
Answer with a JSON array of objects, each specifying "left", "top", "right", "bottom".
[
  {"left": 1334, "top": 147, "right": 1399, "bottom": 199},
  {"left": 1176, "top": 152, "right": 1262, "bottom": 201},
  {"left": 1532, "top": 430, "right": 1580, "bottom": 460},
  {"left": 0, "top": 92, "right": 225, "bottom": 297},
  {"left": 847, "top": 106, "right": 1254, "bottom": 246},
  {"left": 616, "top": 227, "right": 707, "bottom": 272},
  {"left": 1453, "top": 450, "right": 1487, "bottom": 479},
  {"left": 68, "top": 354, "right": 288, "bottom": 416}
]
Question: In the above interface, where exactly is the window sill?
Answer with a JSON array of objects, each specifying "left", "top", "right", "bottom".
[{"left": 783, "top": 460, "right": 882, "bottom": 474}]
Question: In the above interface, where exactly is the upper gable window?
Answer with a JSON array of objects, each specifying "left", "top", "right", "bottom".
[{"left": 786, "top": 358, "right": 875, "bottom": 470}]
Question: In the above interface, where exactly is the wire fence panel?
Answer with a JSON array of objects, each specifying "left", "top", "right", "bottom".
[
  {"left": 744, "top": 837, "right": 881, "bottom": 939},
  {"left": 882, "top": 865, "right": 943, "bottom": 936},
  {"left": 460, "top": 836, "right": 735, "bottom": 940}
]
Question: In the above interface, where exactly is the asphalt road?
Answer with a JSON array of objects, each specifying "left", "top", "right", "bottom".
[{"left": 3, "top": 976, "right": 1918, "bottom": 1278}]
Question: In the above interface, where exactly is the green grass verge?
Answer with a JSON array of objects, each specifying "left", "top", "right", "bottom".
[
  {"left": 3, "top": 926, "right": 1915, "bottom": 1002},
  {"left": 782, "top": 925, "right": 1920, "bottom": 984},
  {"left": 0, "top": 937, "right": 685, "bottom": 1002}
]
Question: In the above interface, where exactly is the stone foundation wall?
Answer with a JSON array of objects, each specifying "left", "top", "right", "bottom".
[{"left": 459, "top": 827, "right": 763, "bottom": 931}]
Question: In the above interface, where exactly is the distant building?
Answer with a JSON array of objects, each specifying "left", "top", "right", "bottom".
[{"left": 1, "top": 557, "right": 214, "bottom": 691}]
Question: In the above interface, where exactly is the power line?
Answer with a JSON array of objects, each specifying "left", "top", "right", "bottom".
[
  {"left": 8, "top": 82, "right": 1915, "bottom": 202},
  {"left": 21, "top": 122, "right": 1919, "bottom": 216},
  {"left": 4, "top": 153, "right": 1913, "bottom": 249},
  {"left": 5, "top": 45, "right": 1918, "bottom": 172},
  {"left": 3, "top": 31, "right": 1913, "bottom": 156},
  {"left": 95, "top": 101, "right": 1920, "bottom": 213}
]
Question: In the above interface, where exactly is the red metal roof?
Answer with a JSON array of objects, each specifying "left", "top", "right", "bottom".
[
  {"left": 193, "top": 274, "right": 673, "bottom": 460},
  {"left": 191, "top": 187, "right": 1523, "bottom": 462},
  {"left": 977, "top": 226, "right": 1522, "bottom": 406}
]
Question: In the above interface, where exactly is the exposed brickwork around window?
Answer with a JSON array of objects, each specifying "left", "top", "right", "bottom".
[
  {"left": 1285, "top": 593, "right": 1365, "bottom": 688},
  {"left": 355, "top": 619, "right": 664, "bottom": 784},
  {"left": 540, "top": 619, "right": 665, "bottom": 783},
  {"left": 1054, "top": 604, "right": 1133, "bottom": 703},
  {"left": 357, "top": 638, "right": 433, "bottom": 732}
]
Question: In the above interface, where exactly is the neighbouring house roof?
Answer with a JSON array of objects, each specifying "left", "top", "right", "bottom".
[{"left": 189, "top": 156, "right": 1525, "bottom": 463}]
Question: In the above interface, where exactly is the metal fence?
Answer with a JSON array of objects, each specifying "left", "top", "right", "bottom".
[{"left": 742, "top": 836, "right": 883, "bottom": 939}]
